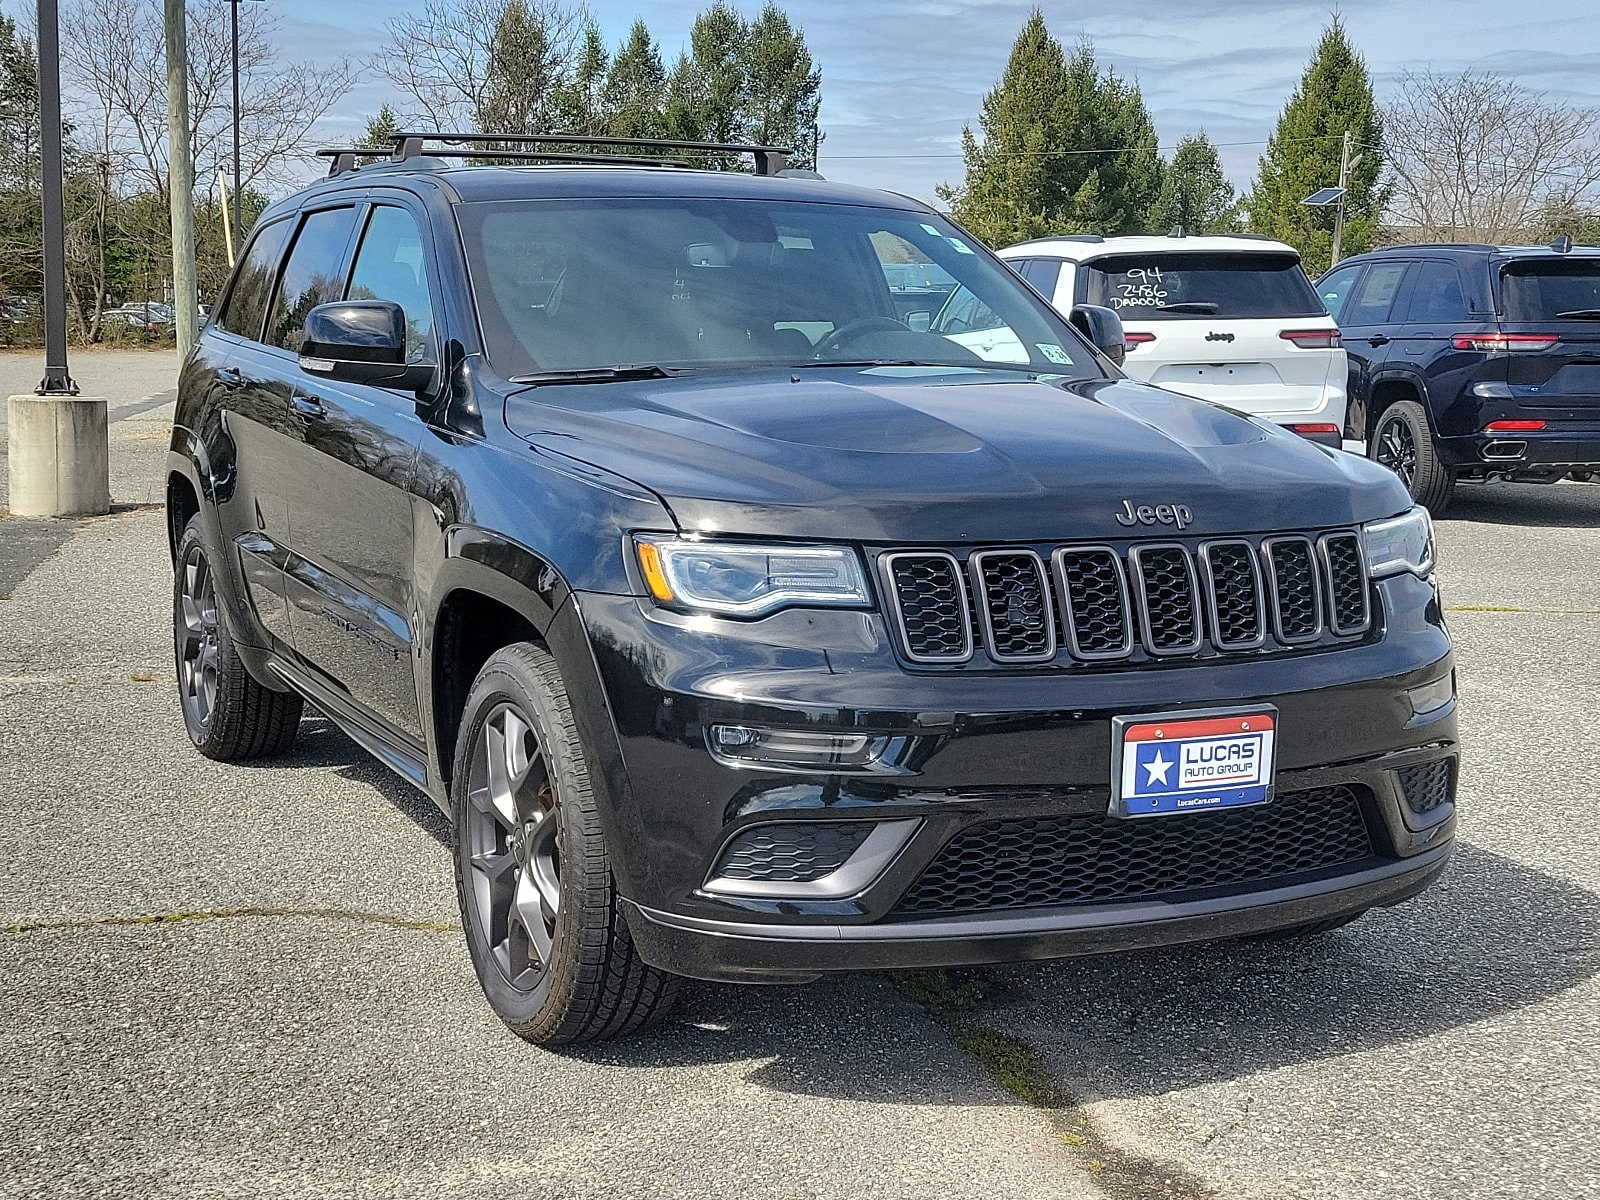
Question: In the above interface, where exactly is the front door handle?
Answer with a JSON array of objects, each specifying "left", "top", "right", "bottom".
[
  {"left": 292, "top": 393, "right": 328, "bottom": 420},
  {"left": 1368, "top": 334, "right": 1390, "bottom": 347},
  {"left": 217, "top": 366, "right": 244, "bottom": 387}
]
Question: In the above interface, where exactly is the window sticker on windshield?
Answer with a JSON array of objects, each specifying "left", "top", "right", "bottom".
[
  {"left": 1036, "top": 343, "right": 1073, "bottom": 364},
  {"left": 946, "top": 237, "right": 976, "bottom": 255},
  {"left": 920, "top": 223, "right": 942, "bottom": 237}
]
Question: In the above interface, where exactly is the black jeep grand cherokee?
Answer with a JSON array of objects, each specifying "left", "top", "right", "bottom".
[{"left": 167, "top": 135, "right": 1458, "bottom": 1044}]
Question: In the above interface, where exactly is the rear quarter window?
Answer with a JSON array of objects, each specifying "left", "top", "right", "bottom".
[{"left": 1083, "top": 252, "right": 1324, "bottom": 320}]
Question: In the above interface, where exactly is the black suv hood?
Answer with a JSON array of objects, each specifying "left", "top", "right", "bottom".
[{"left": 503, "top": 367, "right": 1409, "bottom": 541}]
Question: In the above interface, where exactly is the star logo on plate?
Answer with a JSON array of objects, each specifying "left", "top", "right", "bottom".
[{"left": 1144, "top": 750, "right": 1172, "bottom": 787}]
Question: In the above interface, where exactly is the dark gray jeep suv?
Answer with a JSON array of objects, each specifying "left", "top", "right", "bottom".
[{"left": 167, "top": 134, "right": 1458, "bottom": 1043}]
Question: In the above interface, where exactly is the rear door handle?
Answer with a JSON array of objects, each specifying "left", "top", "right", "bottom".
[
  {"left": 217, "top": 366, "right": 244, "bottom": 387},
  {"left": 292, "top": 392, "right": 327, "bottom": 419},
  {"left": 1368, "top": 335, "right": 1390, "bottom": 347}
]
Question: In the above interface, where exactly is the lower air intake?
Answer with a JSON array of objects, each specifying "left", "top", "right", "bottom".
[
  {"left": 891, "top": 786, "right": 1377, "bottom": 917},
  {"left": 1397, "top": 759, "right": 1455, "bottom": 816},
  {"left": 712, "top": 822, "right": 874, "bottom": 883}
]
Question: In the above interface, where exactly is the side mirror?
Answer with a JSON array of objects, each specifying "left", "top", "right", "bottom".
[
  {"left": 298, "top": 300, "right": 435, "bottom": 391},
  {"left": 906, "top": 310, "right": 932, "bottom": 333},
  {"left": 1069, "top": 303, "right": 1126, "bottom": 367}
]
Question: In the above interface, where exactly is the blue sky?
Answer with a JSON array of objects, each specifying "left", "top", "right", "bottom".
[{"left": 289, "top": 0, "right": 1600, "bottom": 204}]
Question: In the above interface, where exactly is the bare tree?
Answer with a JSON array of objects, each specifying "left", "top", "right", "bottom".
[
  {"left": 62, "top": 0, "right": 359, "bottom": 200},
  {"left": 1383, "top": 69, "right": 1600, "bottom": 242},
  {"left": 376, "top": 0, "right": 585, "bottom": 133}
]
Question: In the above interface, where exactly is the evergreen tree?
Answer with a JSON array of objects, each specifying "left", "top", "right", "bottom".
[
  {"left": 476, "top": 0, "right": 560, "bottom": 137},
  {"left": 1244, "top": 18, "right": 1384, "bottom": 273},
  {"left": 357, "top": 105, "right": 402, "bottom": 151},
  {"left": 1150, "top": 133, "right": 1237, "bottom": 234},
  {"left": 552, "top": 19, "right": 608, "bottom": 135},
  {"left": 601, "top": 20, "right": 666, "bottom": 140},
  {"left": 672, "top": 2, "right": 748, "bottom": 165},
  {"left": 940, "top": 14, "right": 1162, "bottom": 244},
  {"left": 743, "top": 3, "right": 820, "bottom": 168}
]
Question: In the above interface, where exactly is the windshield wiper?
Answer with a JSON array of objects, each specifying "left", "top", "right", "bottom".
[
  {"left": 791, "top": 359, "right": 925, "bottom": 369},
  {"left": 509, "top": 364, "right": 694, "bottom": 385},
  {"left": 1155, "top": 302, "right": 1219, "bottom": 314},
  {"left": 1555, "top": 309, "right": 1600, "bottom": 319}
]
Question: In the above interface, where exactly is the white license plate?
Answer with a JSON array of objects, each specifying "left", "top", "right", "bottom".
[{"left": 1111, "top": 708, "right": 1277, "bottom": 818}]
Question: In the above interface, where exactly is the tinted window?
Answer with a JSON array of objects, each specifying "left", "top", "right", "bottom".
[
  {"left": 268, "top": 207, "right": 359, "bottom": 351},
  {"left": 458, "top": 198, "right": 1096, "bottom": 379},
  {"left": 1018, "top": 257, "right": 1062, "bottom": 298},
  {"left": 1500, "top": 260, "right": 1600, "bottom": 321},
  {"left": 1082, "top": 252, "right": 1322, "bottom": 320},
  {"left": 347, "top": 206, "right": 436, "bottom": 364},
  {"left": 1316, "top": 263, "right": 1363, "bottom": 324},
  {"left": 1343, "top": 261, "right": 1409, "bottom": 326},
  {"left": 218, "top": 219, "right": 292, "bottom": 341},
  {"left": 1404, "top": 261, "right": 1468, "bottom": 323}
]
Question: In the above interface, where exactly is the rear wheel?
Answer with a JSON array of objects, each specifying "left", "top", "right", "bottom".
[
  {"left": 1370, "top": 399, "right": 1454, "bottom": 513},
  {"left": 173, "top": 517, "right": 302, "bottom": 760},
  {"left": 451, "top": 643, "right": 681, "bottom": 1044}
]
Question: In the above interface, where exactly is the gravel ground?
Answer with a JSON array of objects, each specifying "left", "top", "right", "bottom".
[{"left": 1, "top": 376, "right": 1596, "bottom": 1199}]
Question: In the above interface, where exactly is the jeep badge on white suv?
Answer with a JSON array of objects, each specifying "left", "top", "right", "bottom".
[{"left": 999, "top": 234, "right": 1348, "bottom": 447}]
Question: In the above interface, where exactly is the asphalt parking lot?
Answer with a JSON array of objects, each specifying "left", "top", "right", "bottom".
[{"left": 2, "top": 353, "right": 1597, "bottom": 1199}]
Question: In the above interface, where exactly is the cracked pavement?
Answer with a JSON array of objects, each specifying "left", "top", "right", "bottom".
[{"left": 2, "top": 350, "right": 1597, "bottom": 1199}]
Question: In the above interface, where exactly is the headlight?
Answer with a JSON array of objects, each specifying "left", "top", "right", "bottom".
[
  {"left": 1362, "top": 506, "right": 1436, "bottom": 578},
  {"left": 634, "top": 537, "right": 871, "bottom": 617}
]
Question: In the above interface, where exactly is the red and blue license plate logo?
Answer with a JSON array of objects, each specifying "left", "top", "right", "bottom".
[{"left": 1115, "top": 710, "right": 1276, "bottom": 817}]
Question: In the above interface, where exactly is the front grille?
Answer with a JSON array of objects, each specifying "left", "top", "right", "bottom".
[
  {"left": 1397, "top": 759, "right": 1455, "bottom": 816},
  {"left": 713, "top": 822, "right": 873, "bottom": 883},
  {"left": 892, "top": 786, "right": 1378, "bottom": 917},
  {"left": 1321, "top": 533, "right": 1371, "bottom": 635},
  {"left": 883, "top": 552, "right": 971, "bottom": 662},
  {"left": 972, "top": 551, "right": 1055, "bottom": 661},
  {"left": 881, "top": 528, "right": 1371, "bottom": 667}
]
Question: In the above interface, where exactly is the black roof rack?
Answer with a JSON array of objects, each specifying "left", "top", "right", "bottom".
[
  {"left": 1373, "top": 242, "right": 1498, "bottom": 254},
  {"left": 317, "top": 147, "right": 388, "bottom": 177},
  {"left": 368, "top": 132, "right": 793, "bottom": 176}
]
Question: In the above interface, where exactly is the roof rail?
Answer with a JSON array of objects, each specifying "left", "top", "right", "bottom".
[
  {"left": 317, "top": 147, "right": 388, "bottom": 178},
  {"left": 1373, "top": 242, "right": 1498, "bottom": 253},
  {"left": 390, "top": 132, "right": 793, "bottom": 176}
]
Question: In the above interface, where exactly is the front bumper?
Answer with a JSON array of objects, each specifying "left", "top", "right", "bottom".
[{"left": 558, "top": 572, "right": 1457, "bottom": 983}]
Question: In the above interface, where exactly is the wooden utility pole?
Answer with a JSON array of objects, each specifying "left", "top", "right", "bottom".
[
  {"left": 1331, "top": 129, "right": 1362, "bottom": 267},
  {"left": 165, "top": 0, "right": 199, "bottom": 356}
]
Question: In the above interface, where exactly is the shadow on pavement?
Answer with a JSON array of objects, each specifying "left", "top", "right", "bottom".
[
  {"left": 561, "top": 843, "right": 1597, "bottom": 1106},
  {"left": 1440, "top": 481, "right": 1600, "bottom": 528}
]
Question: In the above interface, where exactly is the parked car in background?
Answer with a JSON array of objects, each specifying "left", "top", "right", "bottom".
[
  {"left": 1317, "top": 241, "right": 1600, "bottom": 512},
  {"left": 997, "top": 234, "right": 1347, "bottom": 446},
  {"left": 105, "top": 302, "right": 174, "bottom": 340}
]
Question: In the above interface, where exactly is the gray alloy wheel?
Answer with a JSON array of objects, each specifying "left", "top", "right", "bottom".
[
  {"left": 176, "top": 541, "right": 222, "bottom": 738},
  {"left": 171, "top": 515, "right": 302, "bottom": 760},
  {"left": 1369, "top": 399, "right": 1454, "bottom": 514},
  {"left": 463, "top": 701, "right": 563, "bottom": 994},
  {"left": 451, "top": 643, "right": 681, "bottom": 1044}
]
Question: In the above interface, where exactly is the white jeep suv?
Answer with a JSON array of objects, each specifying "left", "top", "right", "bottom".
[{"left": 996, "top": 234, "right": 1347, "bottom": 446}]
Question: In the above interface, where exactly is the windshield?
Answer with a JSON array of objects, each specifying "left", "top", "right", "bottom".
[
  {"left": 1082, "top": 252, "right": 1324, "bottom": 321},
  {"left": 456, "top": 197, "right": 1100, "bottom": 379},
  {"left": 1499, "top": 260, "right": 1600, "bottom": 321}
]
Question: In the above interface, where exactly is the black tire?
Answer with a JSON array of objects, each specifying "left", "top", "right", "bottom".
[
  {"left": 451, "top": 643, "right": 681, "bottom": 1045},
  {"left": 1256, "top": 910, "right": 1368, "bottom": 940},
  {"left": 173, "top": 516, "right": 302, "bottom": 760},
  {"left": 1370, "top": 400, "right": 1454, "bottom": 514}
]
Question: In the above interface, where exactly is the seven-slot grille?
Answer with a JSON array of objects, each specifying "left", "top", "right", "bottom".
[{"left": 880, "top": 531, "right": 1370, "bottom": 666}]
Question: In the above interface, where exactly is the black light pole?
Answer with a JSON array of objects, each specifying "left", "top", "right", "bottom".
[{"left": 35, "top": 0, "right": 77, "bottom": 396}]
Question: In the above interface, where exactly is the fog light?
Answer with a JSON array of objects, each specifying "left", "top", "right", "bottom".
[
  {"left": 1407, "top": 673, "right": 1455, "bottom": 717},
  {"left": 707, "top": 724, "right": 890, "bottom": 770}
]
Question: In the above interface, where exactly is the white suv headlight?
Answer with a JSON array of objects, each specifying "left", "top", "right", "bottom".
[
  {"left": 635, "top": 537, "right": 870, "bottom": 617},
  {"left": 1362, "top": 507, "right": 1436, "bottom": 578}
]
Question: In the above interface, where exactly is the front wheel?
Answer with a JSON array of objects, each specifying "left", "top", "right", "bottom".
[
  {"left": 451, "top": 643, "right": 681, "bottom": 1044},
  {"left": 1370, "top": 400, "right": 1454, "bottom": 513},
  {"left": 173, "top": 516, "right": 302, "bottom": 760}
]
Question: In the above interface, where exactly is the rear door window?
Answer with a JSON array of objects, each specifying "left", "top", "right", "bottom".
[
  {"left": 1499, "top": 260, "right": 1600, "bottom": 320},
  {"left": 1017, "top": 257, "right": 1062, "bottom": 300},
  {"left": 1342, "top": 261, "right": 1410, "bottom": 326},
  {"left": 1403, "top": 261, "right": 1469, "bottom": 323},
  {"left": 1316, "top": 263, "right": 1363, "bottom": 324},
  {"left": 1081, "top": 252, "right": 1323, "bottom": 320},
  {"left": 267, "top": 206, "right": 360, "bottom": 352},
  {"left": 218, "top": 218, "right": 293, "bottom": 342}
]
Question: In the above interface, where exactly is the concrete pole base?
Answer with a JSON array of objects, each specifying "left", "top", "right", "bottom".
[{"left": 6, "top": 395, "right": 111, "bottom": 518}]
